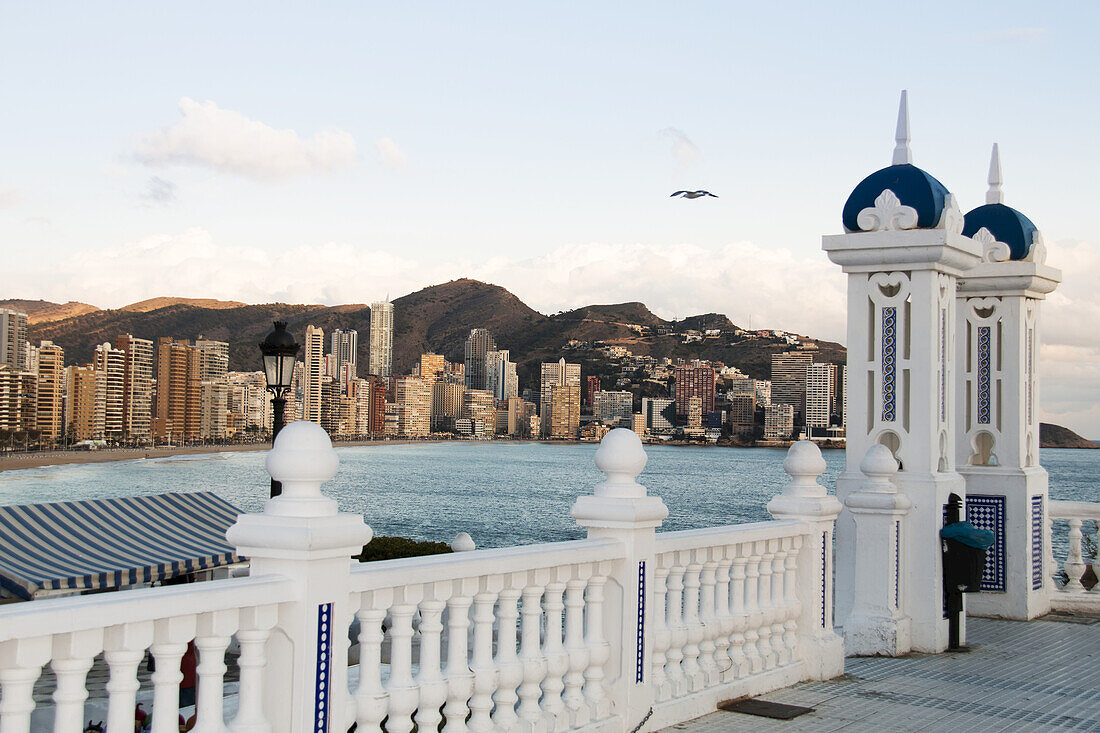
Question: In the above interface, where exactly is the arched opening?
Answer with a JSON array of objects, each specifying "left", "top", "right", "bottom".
[
  {"left": 968, "top": 431, "right": 998, "bottom": 466},
  {"left": 877, "top": 430, "right": 903, "bottom": 470}
]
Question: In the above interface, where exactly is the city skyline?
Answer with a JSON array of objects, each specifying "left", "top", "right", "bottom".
[{"left": 1, "top": 4, "right": 1097, "bottom": 434}]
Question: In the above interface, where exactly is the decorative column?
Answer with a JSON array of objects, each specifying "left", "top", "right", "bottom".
[
  {"left": 227, "top": 421, "right": 373, "bottom": 733},
  {"left": 823, "top": 91, "right": 982, "bottom": 653},
  {"left": 766, "top": 440, "right": 844, "bottom": 678},
  {"left": 571, "top": 428, "right": 668, "bottom": 733},
  {"left": 955, "top": 144, "right": 1062, "bottom": 620},
  {"left": 842, "top": 445, "right": 911, "bottom": 656}
]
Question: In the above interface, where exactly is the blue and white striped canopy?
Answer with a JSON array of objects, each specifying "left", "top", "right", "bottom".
[{"left": 0, "top": 492, "right": 242, "bottom": 600}]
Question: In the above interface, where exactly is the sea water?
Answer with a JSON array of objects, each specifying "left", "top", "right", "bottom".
[{"left": 0, "top": 443, "right": 1096, "bottom": 550}]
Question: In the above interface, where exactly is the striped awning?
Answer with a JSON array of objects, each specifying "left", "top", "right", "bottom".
[{"left": 0, "top": 492, "right": 243, "bottom": 600}]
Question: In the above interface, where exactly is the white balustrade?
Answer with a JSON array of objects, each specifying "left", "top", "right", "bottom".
[
  {"left": 1048, "top": 500, "right": 1100, "bottom": 614},
  {"left": 0, "top": 425, "right": 842, "bottom": 733}
]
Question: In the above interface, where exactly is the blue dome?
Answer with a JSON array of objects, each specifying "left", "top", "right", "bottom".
[
  {"left": 962, "top": 203, "right": 1037, "bottom": 261},
  {"left": 842, "top": 164, "right": 951, "bottom": 232}
]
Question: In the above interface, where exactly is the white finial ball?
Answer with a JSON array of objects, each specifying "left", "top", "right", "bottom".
[
  {"left": 451, "top": 532, "right": 476, "bottom": 552},
  {"left": 266, "top": 421, "right": 339, "bottom": 491},
  {"left": 594, "top": 428, "right": 647, "bottom": 483},
  {"left": 783, "top": 439, "right": 826, "bottom": 479},
  {"left": 860, "top": 443, "right": 898, "bottom": 479}
]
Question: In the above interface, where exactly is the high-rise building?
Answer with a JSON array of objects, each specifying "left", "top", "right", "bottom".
[
  {"left": 195, "top": 338, "right": 230, "bottom": 440},
  {"left": 431, "top": 376, "right": 465, "bottom": 431},
  {"left": 369, "top": 301, "right": 394, "bottom": 377},
  {"left": 35, "top": 341, "right": 65, "bottom": 444},
  {"left": 462, "top": 388, "right": 497, "bottom": 436},
  {"left": 116, "top": 334, "right": 153, "bottom": 441},
  {"left": 549, "top": 384, "right": 581, "bottom": 439},
  {"left": 728, "top": 394, "right": 756, "bottom": 432},
  {"left": 464, "top": 329, "right": 497, "bottom": 390},
  {"left": 227, "top": 371, "right": 271, "bottom": 432},
  {"left": 770, "top": 351, "right": 814, "bottom": 417},
  {"left": 0, "top": 365, "right": 36, "bottom": 433},
  {"left": 755, "top": 380, "right": 772, "bottom": 407},
  {"left": 395, "top": 376, "right": 432, "bottom": 437},
  {"left": 764, "top": 403, "right": 795, "bottom": 441},
  {"left": 584, "top": 375, "right": 601, "bottom": 409},
  {"left": 506, "top": 396, "right": 537, "bottom": 437},
  {"left": 303, "top": 325, "right": 324, "bottom": 425},
  {"left": 642, "top": 397, "right": 676, "bottom": 435},
  {"left": 330, "top": 329, "right": 358, "bottom": 388},
  {"left": 366, "top": 376, "right": 387, "bottom": 436},
  {"left": 674, "top": 364, "right": 716, "bottom": 419},
  {"left": 94, "top": 342, "right": 126, "bottom": 441},
  {"left": 0, "top": 309, "right": 28, "bottom": 371},
  {"left": 806, "top": 362, "right": 839, "bottom": 429},
  {"left": 486, "top": 349, "right": 518, "bottom": 401},
  {"left": 593, "top": 390, "right": 633, "bottom": 427},
  {"left": 417, "top": 353, "right": 447, "bottom": 381},
  {"left": 65, "top": 365, "right": 103, "bottom": 441},
  {"left": 539, "top": 358, "right": 580, "bottom": 436},
  {"left": 153, "top": 338, "right": 201, "bottom": 441}
]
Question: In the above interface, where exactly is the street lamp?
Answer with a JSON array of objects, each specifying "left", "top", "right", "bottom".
[{"left": 259, "top": 321, "right": 300, "bottom": 497}]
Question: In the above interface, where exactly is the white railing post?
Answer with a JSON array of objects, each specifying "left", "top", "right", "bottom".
[
  {"left": 227, "top": 422, "right": 373, "bottom": 733},
  {"left": 571, "top": 428, "right": 668, "bottom": 732},
  {"left": 766, "top": 440, "right": 843, "bottom": 679},
  {"left": 841, "top": 444, "right": 912, "bottom": 656}
]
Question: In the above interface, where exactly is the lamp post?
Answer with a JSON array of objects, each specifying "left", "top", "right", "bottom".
[{"left": 259, "top": 321, "right": 300, "bottom": 497}]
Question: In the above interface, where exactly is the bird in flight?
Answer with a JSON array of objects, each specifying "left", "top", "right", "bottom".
[{"left": 670, "top": 190, "right": 718, "bottom": 199}]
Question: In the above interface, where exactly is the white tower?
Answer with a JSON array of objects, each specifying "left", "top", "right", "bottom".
[
  {"left": 955, "top": 145, "right": 1061, "bottom": 619},
  {"left": 823, "top": 92, "right": 982, "bottom": 653}
]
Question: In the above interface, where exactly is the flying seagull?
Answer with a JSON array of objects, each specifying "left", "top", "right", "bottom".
[{"left": 670, "top": 190, "right": 718, "bottom": 199}]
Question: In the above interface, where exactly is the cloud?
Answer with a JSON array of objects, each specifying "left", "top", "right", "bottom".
[
  {"left": 143, "top": 176, "right": 177, "bottom": 204},
  {"left": 134, "top": 98, "right": 357, "bottom": 180},
  {"left": 659, "top": 127, "right": 701, "bottom": 170},
  {"left": 373, "top": 137, "right": 407, "bottom": 171}
]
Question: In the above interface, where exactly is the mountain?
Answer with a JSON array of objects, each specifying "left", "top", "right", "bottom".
[
  {"left": 0, "top": 299, "right": 100, "bottom": 325},
  {"left": 1040, "top": 423, "right": 1099, "bottom": 449},
  {"left": 18, "top": 278, "right": 845, "bottom": 379}
]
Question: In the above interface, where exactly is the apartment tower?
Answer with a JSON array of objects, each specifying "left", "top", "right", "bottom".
[{"left": 369, "top": 301, "right": 394, "bottom": 377}]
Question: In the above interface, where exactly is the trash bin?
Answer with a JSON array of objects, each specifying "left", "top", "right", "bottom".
[{"left": 940, "top": 521, "right": 995, "bottom": 593}]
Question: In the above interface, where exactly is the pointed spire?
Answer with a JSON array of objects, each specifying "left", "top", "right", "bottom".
[
  {"left": 892, "top": 90, "right": 912, "bottom": 166},
  {"left": 986, "top": 143, "right": 1003, "bottom": 205}
]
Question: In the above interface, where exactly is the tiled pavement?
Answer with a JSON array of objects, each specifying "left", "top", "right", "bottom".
[{"left": 664, "top": 615, "right": 1100, "bottom": 732}]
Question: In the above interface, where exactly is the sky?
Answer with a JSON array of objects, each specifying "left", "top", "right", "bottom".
[{"left": 2, "top": 2, "right": 1098, "bottom": 435}]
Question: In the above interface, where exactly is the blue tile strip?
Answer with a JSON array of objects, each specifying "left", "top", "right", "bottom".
[
  {"left": 636, "top": 560, "right": 646, "bottom": 683},
  {"left": 821, "top": 532, "right": 828, "bottom": 628},
  {"left": 976, "top": 326, "right": 992, "bottom": 425},
  {"left": 882, "top": 307, "right": 897, "bottom": 422},
  {"left": 1031, "top": 496, "right": 1043, "bottom": 590},
  {"left": 894, "top": 520, "right": 900, "bottom": 610},
  {"left": 966, "top": 495, "right": 1006, "bottom": 592},
  {"left": 315, "top": 602, "right": 333, "bottom": 733}
]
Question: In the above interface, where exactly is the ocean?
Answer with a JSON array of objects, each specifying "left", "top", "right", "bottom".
[{"left": 0, "top": 443, "right": 1096, "bottom": 550}]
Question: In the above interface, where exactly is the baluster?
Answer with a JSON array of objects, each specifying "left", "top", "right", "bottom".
[
  {"left": 664, "top": 562, "right": 687, "bottom": 697},
  {"left": 712, "top": 549, "right": 733, "bottom": 679},
  {"left": 540, "top": 575, "right": 569, "bottom": 731},
  {"left": 783, "top": 536, "right": 802, "bottom": 662},
  {"left": 492, "top": 577, "right": 523, "bottom": 730},
  {"left": 386, "top": 595, "right": 421, "bottom": 733},
  {"left": 467, "top": 581, "right": 500, "bottom": 733},
  {"left": 104, "top": 622, "right": 154, "bottom": 733},
  {"left": 230, "top": 605, "right": 276, "bottom": 733},
  {"left": 149, "top": 615, "right": 197, "bottom": 733},
  {"left": 441, "top": 584, "right": 474, "bottom": 733},
  {"left": 517, "top": 572, "right": 548, "bottom": 729},
  {"left": 742, "top": 545, "right": 763, "bottom": 674},
  {"left": 698, "top": 552, "right": 719, "bottom": 687},
  {"left": 354, "top": 591, "right": 391, "bottom": 733},
  {"left": 726, "top": 551, "right": 749, "bottom": 681},
  {"left": 770, "top": 546, "right": 789, "bottom": 666},
  {"left": 649, "top": 563, "right": 671, "bottom": 702},
  {"left": 50, "top": 629, "right": 103, "bottom": 733},
  {"left": 1047, "top": 513, "right": 1056, "bottom": 589},
  {"left": 0, "top": 636, "right": 50, "bottom": 733},
  {"left": 562, "top": 572, "right": 590, "bottom": 727},
  {"left": 193, "top": 609, "right": 237, "bottom": 733},
  {"left": 756, "top": 541, "right": 777, "bottom": 670},
  {"left": 1065, "top": 518, "right": 1086, "bottom": 591},
  {"left": 681, "top": 558, "right": 704, "bottom": 690},
  {"left": 583, "top": 569, "right": 611, "bottom": 720},
  {"left": 415, "top": 586, "right": 448, "bottom": 733}
]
